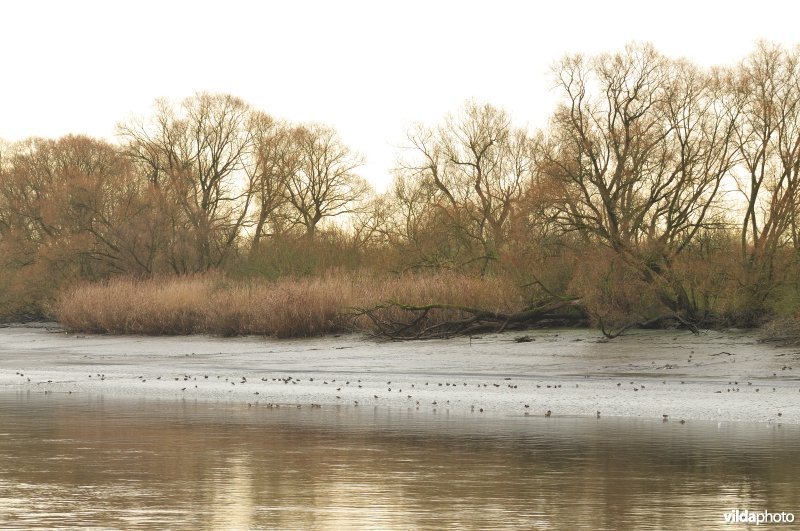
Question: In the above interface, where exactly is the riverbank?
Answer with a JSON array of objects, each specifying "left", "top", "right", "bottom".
[{"left": 1, "top": 326, "right": 798, "bottom": 424}]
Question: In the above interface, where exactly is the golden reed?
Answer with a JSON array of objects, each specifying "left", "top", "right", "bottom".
[{"left": 54, "top": 272, "right": 524, "bottom": 337}]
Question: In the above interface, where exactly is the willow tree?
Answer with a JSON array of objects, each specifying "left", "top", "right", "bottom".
[
  {"left": 400, "top": 101, "right": 533, "bottom": 272},
  {"left": 0, "top": 134, "right": 168, "bottom": 318},
  {"left": 538, "top": 43, "right": 739, "bottom": 330},
  {"left": 729, "top": 42, "right": 800, "bottom": 323},
  {"left": 0, "top": 135, "right": 162, "bottom": 274},
  {"left": 282, "top": 123, "right": 369, "bottom": 239},
  {"left": 247, "top": 114, "right": 296, "bottom": 251},
  {"left": 118, "top": 93, "right": 257, "bottom": 271},
  {"left": 385, "top": 171, "right": 452, "bottom": 269}
]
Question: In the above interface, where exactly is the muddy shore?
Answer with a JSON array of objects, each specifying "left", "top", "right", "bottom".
[{"left": 1, "top": 326, "right": 798, "bottom": 424}]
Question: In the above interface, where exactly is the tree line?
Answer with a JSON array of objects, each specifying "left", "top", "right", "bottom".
[{"left": 2, "top": 41, "right": 800, "bottom": 333}]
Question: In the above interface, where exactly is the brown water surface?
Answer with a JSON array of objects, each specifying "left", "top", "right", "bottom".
[{"left": 0, "top": 392, "right": 798, "bottom": 529}]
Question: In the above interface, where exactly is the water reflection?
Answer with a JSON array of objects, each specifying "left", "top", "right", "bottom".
[{"left": 0, "top": 392, "right": 798, "bottom": 529}]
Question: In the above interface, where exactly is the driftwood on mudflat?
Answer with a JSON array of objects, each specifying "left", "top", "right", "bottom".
[
  {"left": 597, "top": 314, "right": 701, "bottom": 339},
  {"left": 351, "top": 298, "right": 584, "bottom": 339}
]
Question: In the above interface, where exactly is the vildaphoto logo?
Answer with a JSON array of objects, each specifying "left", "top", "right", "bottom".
[{"left": 723, "top": 509, "right": 795, "bottom": 525}]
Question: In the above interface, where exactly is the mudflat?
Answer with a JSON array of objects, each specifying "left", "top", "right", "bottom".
[{"left": 0, "top": 326, "right": 797, "bottom": 424}]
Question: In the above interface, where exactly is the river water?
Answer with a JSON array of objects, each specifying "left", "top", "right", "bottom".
[{"left": 0, "top": 392, "right": 798, "bottom": 530}]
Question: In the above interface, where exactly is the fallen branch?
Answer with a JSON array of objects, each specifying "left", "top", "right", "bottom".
[
  {"left": 598, "top": 314, "right": 701, "bottom": 339},
  {"left": 349, "top": 298, "right": 584, "bottom": 339}
]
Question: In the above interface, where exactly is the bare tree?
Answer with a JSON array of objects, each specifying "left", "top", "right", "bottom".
[
  {"left": 401, "top": 101, "right": 533, "bottom": 272},
  {"left": 538, "top": 43, "right": 739, "bottom": 328},
  {"left": 729, "top": 42, "right": 800, "bottom": 321},
  {"left": 348, "top": 193, "right": 393, "bottom": 249},
  {"left": 283, "top": 123, "right": 369, "bottom": 239},
  {"left": 118, "top": 93, "right": 257, "bottom": 271},
  {"left": 385, "top": 171, "right": 446, "bottom": 268},
  {"left": 247, "top": 114, "right": 295, "bottom": 251},
  {"left": 0, "top": 135, "right": 161, "bottom": 276}
]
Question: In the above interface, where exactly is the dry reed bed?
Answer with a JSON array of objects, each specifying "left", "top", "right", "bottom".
[
  {"left": 54, "top": 273, "right": 527, "bottom": 337},
  {"left": 759, "top": 317, "right": 800, "bottom": 346}
]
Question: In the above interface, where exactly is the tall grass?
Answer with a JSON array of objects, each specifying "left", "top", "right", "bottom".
[
  {"left": 53, "top": 272, "right": 527, "bottom": 337},
  {"left": 759, "top": 316, "right": 800, "bottom": 346}
]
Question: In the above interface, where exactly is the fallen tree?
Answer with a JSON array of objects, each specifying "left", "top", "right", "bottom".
[{"left": 350, "top": 298, "right": 586, "bottom": 339}]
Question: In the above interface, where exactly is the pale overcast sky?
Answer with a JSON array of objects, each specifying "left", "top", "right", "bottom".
[{"left": 1, "top": 0, "right": 798, "bottom": 190}]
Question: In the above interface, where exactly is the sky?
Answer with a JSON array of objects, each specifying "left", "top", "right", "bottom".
[{"left": 1, "top": 0, "right": 799, "bottom": 191}]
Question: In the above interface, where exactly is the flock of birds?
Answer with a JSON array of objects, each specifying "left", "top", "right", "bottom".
[{"left": 9, "top": 368, "right": 792, "bottom": 423}]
